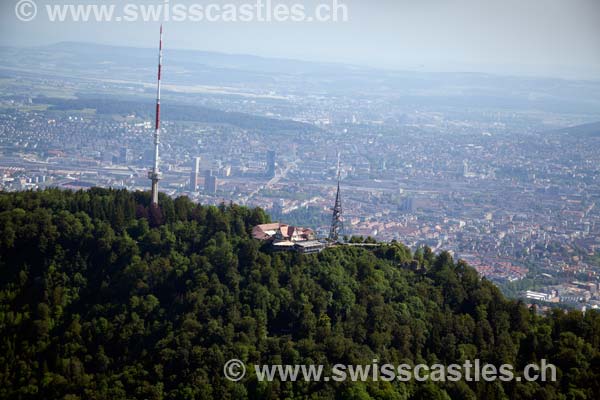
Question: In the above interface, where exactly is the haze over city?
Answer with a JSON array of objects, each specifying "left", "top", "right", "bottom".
[{"left": 1, "top": 0, "right": 600, "bottom": 78}]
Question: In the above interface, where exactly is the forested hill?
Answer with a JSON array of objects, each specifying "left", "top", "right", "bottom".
[{"left": 1, "top": 189, "right": 599, "bottom": 400}]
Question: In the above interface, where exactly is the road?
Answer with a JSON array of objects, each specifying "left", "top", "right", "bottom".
[{"left": 240, "top": 157, "right": 301, "bottom": 204}]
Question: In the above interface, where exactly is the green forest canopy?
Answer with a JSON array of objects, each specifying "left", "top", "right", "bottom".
[{"left": 1, "top": 188, "right": 599, "bottom": 399}]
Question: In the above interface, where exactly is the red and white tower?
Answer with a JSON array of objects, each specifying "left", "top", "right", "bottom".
[{"left": 148, "top": 25, "right": 163, "bottom": 206}]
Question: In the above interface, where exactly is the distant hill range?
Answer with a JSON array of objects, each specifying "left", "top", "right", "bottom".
[
  {"left": 2, "top": 42, "right": 600, "bottom": 114},
  {"left": 554, "top": 121, "right": 600, "bottom": 137}
]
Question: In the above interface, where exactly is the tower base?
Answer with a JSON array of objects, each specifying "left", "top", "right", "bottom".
[{"left": 151, "top": 180, "right": 159, "bottom": 206}]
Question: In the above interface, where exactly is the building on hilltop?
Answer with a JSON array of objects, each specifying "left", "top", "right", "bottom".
[
  {"left": 252, "top": 223, "right": 324, "bottom": 253},
  {"left": 253, "top": 223, "right": 316, "bottom": 242}
]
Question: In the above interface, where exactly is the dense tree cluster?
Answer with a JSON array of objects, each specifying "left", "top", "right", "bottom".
[{"left": 1, "top": 189, "right": 599, "bottom": 399}]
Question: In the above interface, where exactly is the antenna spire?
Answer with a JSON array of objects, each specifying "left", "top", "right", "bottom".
[
  {"left": 328, "top": 152, "right": 344, "bottom": 242},
  {"left": 149, "top": 24, "right": 163, "bottom": 206}
]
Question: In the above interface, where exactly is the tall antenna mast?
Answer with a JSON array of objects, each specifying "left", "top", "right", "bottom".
[
  {"left": 149, "top": 24, "right": 163, "bottom": 206},
  {"left": 328, "top": 152, "right": 344, "bottom": 242}
]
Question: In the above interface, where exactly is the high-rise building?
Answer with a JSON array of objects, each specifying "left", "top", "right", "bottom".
[
  {"left": 119, "top": 147, "right": 131, "bottom": 164},
  {"left": 190, "top": 157, "right": 201, "bottom": 192},
  {"left": 379, "top": 158, "right": 387, "bottom": 172},
  {"left": 204, "top": 170, "right": 217, "bottom": 194},
  {"left": 399, "top": 197, "right": 414, "bottom": 213},
  {"left": 266, "top": 150, "right": 276, "bottom": 178}
]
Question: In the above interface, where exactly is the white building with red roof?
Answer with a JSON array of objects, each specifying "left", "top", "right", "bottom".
[{"left": 252, "top": 223, "right": 316, "bottom": 243}]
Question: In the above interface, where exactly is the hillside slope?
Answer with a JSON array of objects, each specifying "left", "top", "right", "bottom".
[
  {"left": 0, "top": 189, "right": 599, "bottom": 399},
  {"left": 554, "top": 121, "right": 600, "bottom": 137}
]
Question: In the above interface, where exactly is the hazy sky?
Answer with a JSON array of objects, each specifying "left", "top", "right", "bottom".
[{"left": 1, "top": 0, "right": 599, "bottom": 79}]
